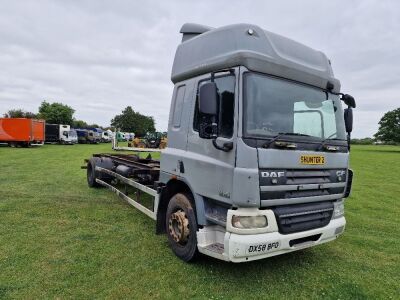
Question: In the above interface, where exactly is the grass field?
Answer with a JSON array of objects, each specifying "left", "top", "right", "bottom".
[{"left": 0, "top": 144, "right": 399, "bottom": 299}]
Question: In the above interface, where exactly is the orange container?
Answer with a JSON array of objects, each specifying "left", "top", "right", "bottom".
[{"left": 0, "top": 118, "right": 45, "bottom": 146}]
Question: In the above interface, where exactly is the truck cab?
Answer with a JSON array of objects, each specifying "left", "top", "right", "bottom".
[
  {"left": 86, "top": 23, "right": 355, "bottom": 263},
  {"left": 101, "top": 130, "right": 111, "bottom": 143},
  {"left": 159, "top": 23, "right": 355, "bottom": 262},
  {"left": 59, "top": 125, "right": 78, "bottom": 144}
]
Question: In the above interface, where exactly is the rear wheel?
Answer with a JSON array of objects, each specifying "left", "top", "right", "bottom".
[
  {"left": 166, "top": 193, "right": 198, "bottom": 262},
  {"left": 87, "top": 159, "right": 101, "bottom": 188}
]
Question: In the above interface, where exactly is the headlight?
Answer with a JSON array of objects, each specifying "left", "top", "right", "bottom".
[
  {"left": 333, "top": 201, "right": 345, "bottom": 218},
  {"left": 232, "top": 215, "right": 268, "bottom": 229}
]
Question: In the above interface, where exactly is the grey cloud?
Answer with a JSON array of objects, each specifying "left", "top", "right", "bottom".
[{"left": 0, "top": 0, "right": 399, "bottom": 137}]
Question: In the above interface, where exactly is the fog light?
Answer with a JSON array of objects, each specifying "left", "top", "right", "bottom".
[
  {"left": 232, "top": 215, "right": 268, "bottom": 229},
  {"left": 333, "top": 201, "right": 344, "bottom": 218}
]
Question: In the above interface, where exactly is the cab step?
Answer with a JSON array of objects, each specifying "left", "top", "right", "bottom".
[
  {"left": 204, "top": 243, "right": 224, "bottom": 254},
  {"left": 197, "top": 226, "right": 229, "bottom": 261}
]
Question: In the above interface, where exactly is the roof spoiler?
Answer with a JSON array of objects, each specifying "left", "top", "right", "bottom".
[{"left": 180, "top": 23, "right": 213, "bottom": 42}]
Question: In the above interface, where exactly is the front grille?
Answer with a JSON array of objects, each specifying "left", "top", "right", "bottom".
[
  {"left": 286, "top": 170, "right": 331, "bottom": 184},
  {"left": 273, "top": 201, "right": 334, "bottom": 234},
  {"left": 260, "top": 168, "right": 346, "bottom": 204}
]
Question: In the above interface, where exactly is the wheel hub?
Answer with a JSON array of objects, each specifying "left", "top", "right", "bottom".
[{"left": 168, "top": 209, "right": 190, "bottom": 244}]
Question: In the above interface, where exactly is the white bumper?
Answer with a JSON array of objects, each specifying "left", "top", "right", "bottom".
[
  {"left": 227, "top": 217, "right": 345, "bottom": 262},
  {"left": 197, "top": 217, "right": 346, "bottom": 263}
]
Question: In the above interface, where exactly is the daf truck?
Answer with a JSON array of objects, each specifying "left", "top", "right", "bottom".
[{"left": 84, "top": 23, "right": 356, "bottom": 262}]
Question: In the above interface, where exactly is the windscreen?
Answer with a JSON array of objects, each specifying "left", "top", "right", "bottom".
[{"left": 243, "top": 73, "right": 346, "bottom": 140}]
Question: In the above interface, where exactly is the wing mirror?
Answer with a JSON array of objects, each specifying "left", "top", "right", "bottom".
[
  {"left": 198, "top": 82, "right": 218, "bottom": 139},
  {"left": 342, "top": 94, "right": 356, "bottom": 108},
  {"left": 344, "top": 108, "right": 353, "bottom": 133},
  {"left": 199, "top": 82, "right": 218, "bottom": 115}
]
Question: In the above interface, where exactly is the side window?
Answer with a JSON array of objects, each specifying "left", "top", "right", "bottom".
[
  {"left": 193, "top": 75, "right": 235, "bottom": 138},
  {"left": 172, "top": 85, "right": 186, "bottom": 128}
]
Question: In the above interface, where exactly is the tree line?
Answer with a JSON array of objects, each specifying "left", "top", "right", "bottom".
[{"left": 3, "top": 101, "right": 156, "bottom": 136}]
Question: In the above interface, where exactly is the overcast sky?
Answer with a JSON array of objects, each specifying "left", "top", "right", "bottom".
[{"left": 0, "top": 0, "right": 399, "bottom": 137}]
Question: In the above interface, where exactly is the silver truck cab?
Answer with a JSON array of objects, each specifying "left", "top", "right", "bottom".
[{"left": 158, "top": 23, "right": 355, "bottom": 262}]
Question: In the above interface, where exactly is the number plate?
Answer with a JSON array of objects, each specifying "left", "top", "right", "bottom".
[
  {"left": 247, "top": 241, "right": 280, "bottom": 254},
  {"left": 300, "top": 155, "right": 325, "bottom": 165}
]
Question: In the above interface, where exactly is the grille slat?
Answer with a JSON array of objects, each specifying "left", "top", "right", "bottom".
[
  {"left": 260, "top": 168, "right": 346, "bottom": 204},
  {"left": 273, "top": 201, "right": 334, "bottom": 234},
  {"left": 286, "top": 170, "right": 331, "bottom": 178},
  {"left": 287, "top": 177, "right": 330, "bottom": 184}
]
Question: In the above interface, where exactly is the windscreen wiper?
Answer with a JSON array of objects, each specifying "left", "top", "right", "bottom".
[
  {"left": 262, "top": 133, "right": 311, "bottom": 149},
  {"left": 318, "top": 137, "right": 345, "bottom": 151}
]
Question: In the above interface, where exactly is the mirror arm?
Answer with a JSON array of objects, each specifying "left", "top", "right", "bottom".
[
  {"left": 212, "top": 138, "right": 233, "bottom": 152},
  {"left": 209, "top": 119, "right": 233, "bottom": 152}
]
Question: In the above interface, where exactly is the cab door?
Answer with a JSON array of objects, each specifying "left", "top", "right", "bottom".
[{"left": 185, "top": 70, "right": 238, "bottom": 205}]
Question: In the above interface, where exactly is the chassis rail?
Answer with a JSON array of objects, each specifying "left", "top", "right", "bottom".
[{"left": 95, "top": 166, "right": 160, "bottom": 220}]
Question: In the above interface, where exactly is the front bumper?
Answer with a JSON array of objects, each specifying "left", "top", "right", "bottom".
[
  {"left": 197, "top": 217, "right": 345, "bottom": 263},
  {"left": 227, "top": 217, "right": 345, "bottom": 262}
]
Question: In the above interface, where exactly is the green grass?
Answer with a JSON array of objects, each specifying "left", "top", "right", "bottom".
[{"left": 0, "top": 144, "right": 399, "bottom": 299}]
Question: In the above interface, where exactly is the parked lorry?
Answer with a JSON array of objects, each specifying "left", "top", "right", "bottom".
[
  {"left": 89, "top": 128, "right": 103, "bottom": 143},
  {"left": 84, "top": 23, "right": 356, "bottom": 263},
  {"left": 45, "top": 124, "right": 78, "bottom": 144},
  {"left": 0, "top": 118, "right": 45, "bottom": 147},
  {"left": 116, "top": 132, "right": 127, "bottom": 142},
  {"left": 101, "top": 130, "right": 111, "bottom": 143},
  {"left": 76, "top": 129, "right": 97, "bottom": 144},
  {"left": 66, "top": 129, "right": 78, "bottom": 144}
]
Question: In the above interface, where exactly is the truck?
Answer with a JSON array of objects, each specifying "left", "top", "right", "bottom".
[
  {"left": 116, "top": 131, "right": 127, "bottom": 142},
  {"left": 76, "top": 129, "right": 97, "bottom": 144},
  {"left": 0, "top": 118, "right": 45, "bottom": 147},
  {"left": 101, "top": 130, "right": 111, "bottom": 143},
  {"left": 89, "top": 128, "right": 103, "bottom": 143},
  {"left": 65, "top": 129, "right": 78, "bottom": 144},
  {"left": 45, "top": 124, "right": 78, "bottom": 144},
  {"left": 84, "top": 23, "right": 356, "bottom": 263}
]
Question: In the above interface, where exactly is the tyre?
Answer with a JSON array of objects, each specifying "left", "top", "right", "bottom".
[
  {"left": 87, "top": 159, "right": 101, "bottom": 188},
  {"left": 166, "top": 193, "right": 198, "bottom": 262}
]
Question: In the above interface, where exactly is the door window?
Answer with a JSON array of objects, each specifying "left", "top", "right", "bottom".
[
  {"left": 193, "top": 75, "right": 235, "bottom": 138},
  {"left": 172, "top": 85, "right": 186, "bottom": 128}
]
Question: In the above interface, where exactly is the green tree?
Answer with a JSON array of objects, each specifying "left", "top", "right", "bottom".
[
  {"left": 71, "top": 119, "right": 101, "bottom": 129},
  {"left": 4, "top": 109, "right": 38, "bottom": 118},
  {"left": 87, "top": 124, "right": 100, "bottom": 128},
  {"left": 111, "top": 106, "right": 155, "bottom": 136},
  {"left": 71, "top": 119, "right": 88, "bottom": 128},
  {"left": 374, "top": 108, "right": 400, "bottom": 143},
  {"left": 38, "top": 101, "right": 75, "bottom": 125}
]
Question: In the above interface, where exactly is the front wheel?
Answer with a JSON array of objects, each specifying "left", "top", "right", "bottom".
[{"left": 166, "top": 193, "right": 198, "bottom": 262}]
